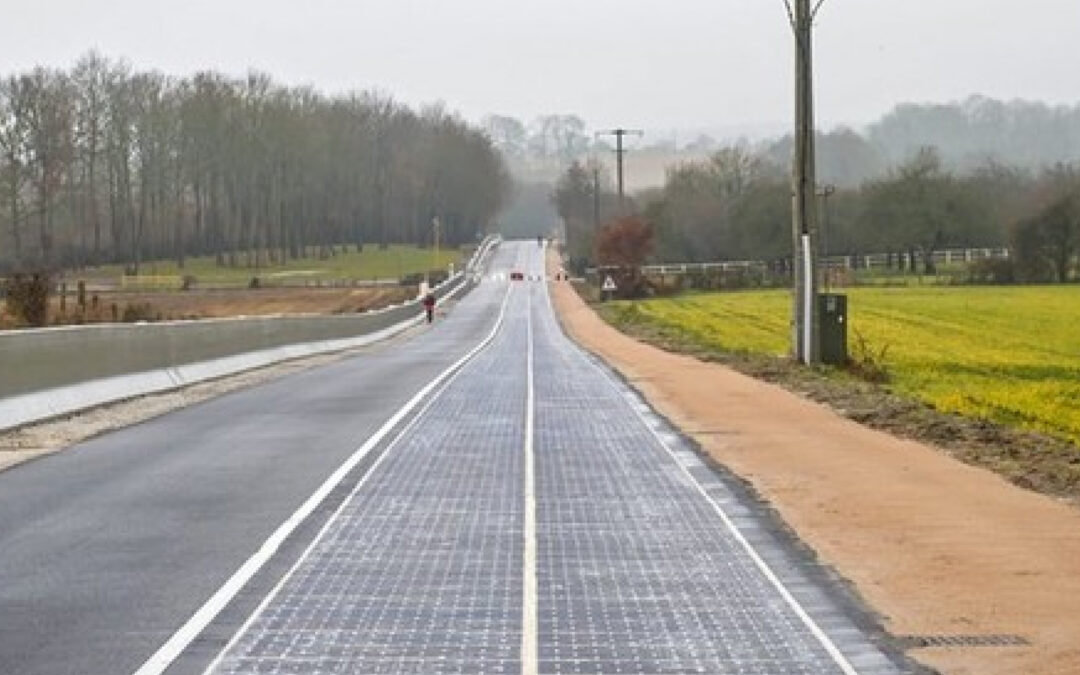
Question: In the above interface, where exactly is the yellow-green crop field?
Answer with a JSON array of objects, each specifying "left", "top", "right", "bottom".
[{"left": 607, "top": 286, "right": 1080, "bottom": 445}]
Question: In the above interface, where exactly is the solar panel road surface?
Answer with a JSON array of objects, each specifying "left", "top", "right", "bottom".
[{"left": 0, "top": 241, "right": 916, "bottom": 675}]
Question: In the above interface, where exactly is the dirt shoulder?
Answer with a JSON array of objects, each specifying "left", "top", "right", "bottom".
[
  {"left": 2, "top": 286, "right": 414, "bottom": 328},
  {"left": 548, "top": 262, "right": 1080, "bottom": 675}
]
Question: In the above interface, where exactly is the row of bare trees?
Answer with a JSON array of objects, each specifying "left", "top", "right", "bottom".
[
  {"left": 483, "top": 114, "right": 590, "bottom": 163},
  {"left": 0, "top": 53, "right": 511, "bottom": 273}
]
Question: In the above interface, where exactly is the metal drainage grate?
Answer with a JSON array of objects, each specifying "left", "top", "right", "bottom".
[{"left": 899, "top": 634, "right": 1029, "bottom": 649}]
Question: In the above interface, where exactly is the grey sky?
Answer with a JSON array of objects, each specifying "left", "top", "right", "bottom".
[{"left": 2, "top": 0, "right": 1078, "bottom": 138}]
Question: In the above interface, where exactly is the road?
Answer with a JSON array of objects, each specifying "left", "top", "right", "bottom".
[{"left": 0, "top": 241, "right": 914, "bottom": 674}]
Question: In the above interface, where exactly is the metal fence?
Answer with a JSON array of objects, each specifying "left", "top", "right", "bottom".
[{"left": 822, "top": 247, "right": 1009, "bottom": 271}]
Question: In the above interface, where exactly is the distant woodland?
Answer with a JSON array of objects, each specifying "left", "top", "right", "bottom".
[
  {"left": 0, "top": 53, "right": 511, "bottom": 273},
  {"left": 543, "top": 96, "right": 1080, "bottom": 282},
  {"left": 766, "top": 95, "right": 1080, "bottom": 186},
  {"left": 10, "top": 53, "right": 1076, "bottom": 285},
  {"left": 492, "top": 96, "right": 1080, "bottom": 188}
]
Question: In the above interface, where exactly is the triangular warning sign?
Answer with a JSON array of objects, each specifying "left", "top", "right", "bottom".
[{"left": 602, "top": 275, "right": 617, "bottom": 292}]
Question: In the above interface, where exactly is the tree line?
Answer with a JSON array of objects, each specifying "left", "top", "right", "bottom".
[
  {"left": 555, "top": 144, "right": 1080, "bottom": 283},
  {"left": 483, "top": 114, "right": 592, "bottom": 165},
  {"left": 762, "top": 96, "right": 1080, "bottom": 188},
  {"left": 0, "top": 52, "right": 511, "bottom": 274},
  {"left": 869, "top": 96, "right": 1080, "bottom": 172}
]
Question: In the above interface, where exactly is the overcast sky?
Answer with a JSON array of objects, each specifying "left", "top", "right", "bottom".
[{"left": 1, "top": 0, "right": 1078, "bottom": 139}]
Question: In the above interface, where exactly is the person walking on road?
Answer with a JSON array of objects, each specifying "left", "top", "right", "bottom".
[{"left": 423, "top": 292, "right": 436, "bottom": 323}]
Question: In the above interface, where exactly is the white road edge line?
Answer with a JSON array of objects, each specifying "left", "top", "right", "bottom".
[
  {"left": 591, "top": 360, "right": 862, "bottom": 675},
  {"left": 522, "top": 287, "right": 539, "bottom": 675},
  {"left": 200, "top": 334, "right": 478, "bottom": 675},
  {"left": 132, "top": 285, "right": 513, "bottom": 675}
]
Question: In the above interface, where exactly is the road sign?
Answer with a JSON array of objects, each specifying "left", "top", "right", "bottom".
[{"left": 602, "top": 276, "right": 617, "bottom": 292}]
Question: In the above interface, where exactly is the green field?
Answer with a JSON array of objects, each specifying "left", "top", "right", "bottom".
[
  {"left": 81, "top": 245, "right": 464, "bottom": 287},
  {"left": 603, "top": 286, "right": 1080, "bottom": 445}
]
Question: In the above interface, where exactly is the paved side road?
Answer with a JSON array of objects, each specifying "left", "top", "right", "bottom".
[{"left": 191, "top": 241, "right": 917, "bottom": 674}]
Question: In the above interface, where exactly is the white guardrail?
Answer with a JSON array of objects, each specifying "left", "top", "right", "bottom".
[
  {"left": 589, "top": 247, "right": 1010, "bottom": 277},
  {"left": 0, "top": 236, "right": 502, "bottom": 432}
]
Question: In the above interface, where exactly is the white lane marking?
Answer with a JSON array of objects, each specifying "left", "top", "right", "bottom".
[
  {"left": 522, "top": 287, "right": 539, "bottom": 675},
  {"left": 201, "top": 346, "right": 475, "bottom": 675},
  {"left": 588, "top": 358, "right": 862, "bottom": 675},
  {"left": 133, "top": 286, "right": 514, "bottom": 675}
]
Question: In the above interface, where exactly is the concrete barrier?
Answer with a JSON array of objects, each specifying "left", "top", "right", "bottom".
[{"left": 0, "top": 237, "right": 499, "bottom": 432}]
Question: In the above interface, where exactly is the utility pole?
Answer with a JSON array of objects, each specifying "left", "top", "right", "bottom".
[
  {"left": 818, "top": 184, "right": 835, "bottom": 291},
  {"left": 597, "top": 128, "right": 643, "bottom": 212},
  {"left": 592, "top": 164, "right": 601, "bottom": 229},
  {"left": 785, "top": 0, "right": 826, "bottom": 364},
  {"left": 429, "top": 216, "right": 441, "bottom": 286}
]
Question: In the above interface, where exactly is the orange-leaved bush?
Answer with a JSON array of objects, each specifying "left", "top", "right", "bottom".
[{"left": 594, "top": 216, "right": 654, "bottom": 298}]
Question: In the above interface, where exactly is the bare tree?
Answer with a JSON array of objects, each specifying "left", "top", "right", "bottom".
[
  {"left": 71, "top": 52, "right": 109, "bottom": 263},
  {"left": 22, "top": 68, "right": 74, "bottom": 266},
  {"left": 0, "top": 53, "right": 511, "bottom": 272},
  {"left": 0, "top": 76, "right": 31, "bottom": 262}
]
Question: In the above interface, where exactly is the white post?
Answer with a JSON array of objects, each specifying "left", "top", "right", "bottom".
[{"left": 802, "top": 234, "right": 813, "bottom": 364}]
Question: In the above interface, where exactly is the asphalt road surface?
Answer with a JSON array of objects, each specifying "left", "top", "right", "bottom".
[{"left": 0, "top": 241, "right": 917, "bottom": 675}]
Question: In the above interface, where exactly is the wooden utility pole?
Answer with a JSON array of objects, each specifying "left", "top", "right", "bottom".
[
  {"left": 429, "top": 216, "right": 441, "bottom": 285},
  {"left": 818, "top": 183, "right": 835, "bottom": 291},
  {"left": 785, "top": 0, "right": 825, "bottom": 363},
  {"left": 597, "top": 128, "right": 643, "bottom": 212},
  {"left": 592, "top": 164, "right": 601, "bottom": 229}
]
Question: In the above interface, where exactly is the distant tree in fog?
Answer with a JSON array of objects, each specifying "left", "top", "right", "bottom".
[
  {"left": 1010, "top": 165, "right": 1080, "bottom": 282},
  {"left": 529, "top": 114, "right": 589, "bottom": 162},
  {"left": 870, "top": 96, "right": 1080, "bottom": 171},
  {"left": 765, "top": 128, "right": 884, "bottom": 187},
  {"left": 682, "top": 134, "right": 718, "bottom": 154},
  {"left": 483, "top": 114, "right": 527, "bottom": 159}
]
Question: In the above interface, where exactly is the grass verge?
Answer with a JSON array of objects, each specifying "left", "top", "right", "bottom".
[{"left": 595, "top": 292, "right": 1080, "bottom": 503}]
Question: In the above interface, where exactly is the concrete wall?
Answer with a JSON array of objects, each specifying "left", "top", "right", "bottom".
[
  {"left": 0, "top": 237, "right": 499, "bottom": 431},
  {"left": 0, "top": 305, "right": 419, "bottom": 398}
]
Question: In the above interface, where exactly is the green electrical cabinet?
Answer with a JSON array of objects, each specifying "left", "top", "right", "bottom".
[{"left": 818, "top": 293, "right": 848, "bottom": 365}]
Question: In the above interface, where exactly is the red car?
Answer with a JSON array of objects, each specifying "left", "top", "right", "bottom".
[{"left": 510, "top": 271, "right": 524, "bottom": 280}]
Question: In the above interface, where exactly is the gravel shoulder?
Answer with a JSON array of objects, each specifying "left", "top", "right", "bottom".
[{"left": 548, "top": 259, "right": 1080, "bottom": 675}]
